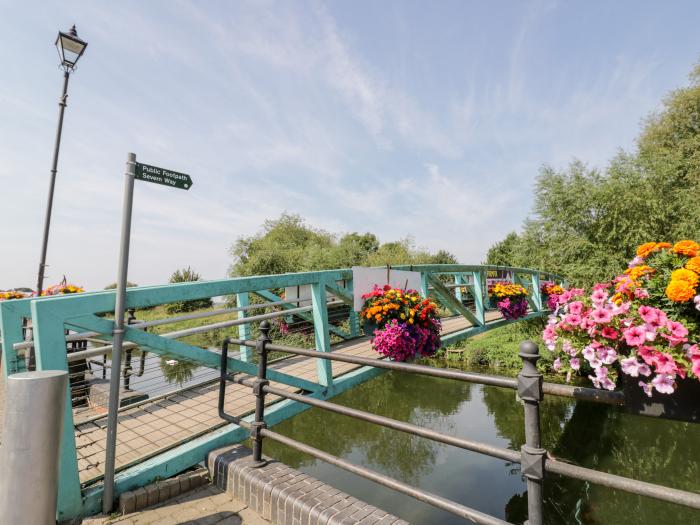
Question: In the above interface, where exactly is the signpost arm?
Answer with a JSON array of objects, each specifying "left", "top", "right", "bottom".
[{"left": 103, "top": 152, "right": 136, "bottom": 513}]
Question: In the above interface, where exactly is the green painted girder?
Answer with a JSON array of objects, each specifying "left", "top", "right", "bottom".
[
  {"left": 253, "top": 289, "right": 350, "bottom": 341},
  {"left": 440, "top": 310, "right": 549, "bottom": 347},
  {"left": 427, "top": 275, "right": 483, "bottom": 327},
  {"left": 70, "top": 314, "right": 320, "bottom": 393}
]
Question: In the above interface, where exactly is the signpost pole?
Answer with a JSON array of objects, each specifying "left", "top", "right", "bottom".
[{"left": 103, "top": 152, "right": 136, "bottom": 514}]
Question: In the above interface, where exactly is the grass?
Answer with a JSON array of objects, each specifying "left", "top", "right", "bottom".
[{"left": 435, "top": 318, "right": 555, "bottom": 373}]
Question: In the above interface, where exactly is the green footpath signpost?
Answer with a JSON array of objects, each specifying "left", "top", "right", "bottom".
[
  {"left": 135, "top": 162, "right": 193, "bottom": 190},
  {"left": 103, "top": 153, "right": 194, "bottom": 513}
]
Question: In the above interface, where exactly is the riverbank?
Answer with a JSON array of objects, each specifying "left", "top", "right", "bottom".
[{"left": 436, "top": 318, "right": 555, "bottom": 372}]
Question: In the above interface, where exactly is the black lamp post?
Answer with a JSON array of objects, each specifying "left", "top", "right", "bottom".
[{"left": 35, "top": 25, "right": 87, "bottom": 296}]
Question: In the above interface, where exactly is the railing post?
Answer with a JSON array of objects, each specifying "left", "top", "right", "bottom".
[
  {"left": 123, "top": 308, "right": 136, "bottom": 390},
  {"left": 454, "top": 274, "right": 464, "bottom": 302},
  {"left": 251, "top": 320, "right": 271, "bottom": 467},
  {"left": 518, "top": 341, "right": 546, "bottom": 525},
  {"left": 236, "top": 292, "right": 252, "bottom": 362},
  {"left": 472, "top": 271, "right": 486, "bottom": 325},
  {"left": 347, "top": 279, "right": 360, "bottom": 338},
  {"left": 311, "top": 278, "right": 333, "bottom": 386},
  {"left": 531, "top": 273, "right": 542, "bottom": 311}
]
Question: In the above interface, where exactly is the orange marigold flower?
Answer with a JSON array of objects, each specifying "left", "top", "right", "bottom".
[
  {"left": 671, "top": 268, "right": 699, "bottom": 288},
  {"left": 627, "top": 265, "right": 654, "bottom": 281},
  {"left": 636, "top": 242, "right": 658, "bottom": 258},
  {"left": 666, "top": 280, "right": 696, "bottom": 303},
  {"left": 673, "top": 240, "right": 700, "bottom": 257},
  {"left": 656, "top": 242, "right": 672, "bottom": 250},
  {"left": 686, "top": 256, "right": 700, "bottom": 274}
]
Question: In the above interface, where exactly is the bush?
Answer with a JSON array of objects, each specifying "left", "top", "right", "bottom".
[
  {"left": 104, "top": 281, "right": 138, "bottom": 289},
  {"left": 165, "top": 267, "right": 213, "bottom": 314}
]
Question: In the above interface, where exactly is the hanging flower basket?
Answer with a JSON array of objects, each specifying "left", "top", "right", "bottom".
[
  {"left": 544, "top": 240, "right": 700, "bottom": 401},
  {"left": 488, "top": 281, "right": 529, "bottom": 320},
  {"left": 540, "top": 281, "right": 564, "bottom": 310},
  {"left": 360, "top": 285, "right": 441, "bottom": 361}
]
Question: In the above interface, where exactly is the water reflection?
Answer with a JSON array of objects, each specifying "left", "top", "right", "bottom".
[
  {"left": 261, "top": 368, "right": 700, "bottom": 525},
  {"left": 159, "top": 356, "right": 199, "bottom": 386}
]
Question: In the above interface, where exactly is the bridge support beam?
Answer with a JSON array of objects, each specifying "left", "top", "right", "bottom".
[
  {"left": 311, "top": 278, "right": 333, "bottom": 387},
  {"left": 236, "top": 292, "right": 252, "bottom": 362}
]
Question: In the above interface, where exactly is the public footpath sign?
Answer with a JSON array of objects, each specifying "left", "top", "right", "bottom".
[
  {"left": 135, "top": 162, "right": 193, "bottom": 190},
  {"left": 103, "top": 153, "right": 194, "bottom": 514}
]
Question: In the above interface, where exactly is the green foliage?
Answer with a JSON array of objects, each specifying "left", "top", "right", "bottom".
[
  {"left": 443, "top": 319, "right": 554, "bottom": 372},
  {"left": 485, "top": 232, "right": 520, "bottom": 266},
  {"left": 104, "top": 281, "right": 138, "bottom": 289},
  {"left": 487, "top": 61, "right": 700, "bottom": 287},
  {"left": 165, "top": 266, "right": 213, "bottom": 314},
  {"left": 229, "top": 213, "right": 457, "bottom": 276}
]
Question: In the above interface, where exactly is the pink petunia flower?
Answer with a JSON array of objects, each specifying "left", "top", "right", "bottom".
[
  {"left": 590, "top": 289, "right": 609, "bottom": 304},
  {"left": 620, "top": 357, "right": 643, "bottom": 377},
  {"left": 634, "top": 288, "right": 650, "bottom": 299},
  {"left": 568, "top": 301, "right": 584, "bottom": 315},
  {"left": 601, "top": 326, "right": 619, "bottom": 340},
  {"left": 623, "top": 325, "right": 647, "bottom": 347},
  {"left": 591, "top": 308, "right": 613, "bottom": 324},
  {"left": 564, "top": 313, "right": 582, "bottom": 326},
  {"left": 570, "top": 358, "right": 580, "bottom": 370},
  {"left": 553, "top": 358, "right": 562, "bottom": 371},
  {"left": 651, "top": 374, "right": 675, "bottom": 395},
  {"left": 638, "top": 381, "right": 653, "bottom": 397}
]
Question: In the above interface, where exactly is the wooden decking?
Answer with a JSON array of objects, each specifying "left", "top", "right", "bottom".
[{"left": 73, "top": 313, "right": 500, "bottom": 486}]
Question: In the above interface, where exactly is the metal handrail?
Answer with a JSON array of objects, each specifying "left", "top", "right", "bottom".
[
  {"left": 228, "top": 338, "right": 625, "bottom": 406},
  {"left": 219, "top": 323, "right": 700, "bottom": 525}
]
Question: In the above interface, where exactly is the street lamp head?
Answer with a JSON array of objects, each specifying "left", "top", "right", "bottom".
[{"left": 55, "top": 25, "right": 87, "bottom": 71}]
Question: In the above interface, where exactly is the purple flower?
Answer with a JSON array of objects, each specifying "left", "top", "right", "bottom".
[
  {"left": 570, "top": 358, "right": 580, "bottom": 370},
  {"left": 651, "top": 374, "right": 675, "bottom": 395},
  {"left": 638, "top": 381, "right": 653, "bottom": 397},
  {"left": 620, "top": 357, "right": 642, "bottom": 376},
  {"left": 553, "top": 358, "right": 562, "bottom": 371}
]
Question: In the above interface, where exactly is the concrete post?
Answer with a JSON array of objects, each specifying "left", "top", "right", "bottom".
[{"left": 0, "top": 370, "right": 68, "bottom": 524}]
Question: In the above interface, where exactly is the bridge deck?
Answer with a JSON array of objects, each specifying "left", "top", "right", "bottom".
[{"left": 74, "top": 313, "right": 502, "bottom": 487}]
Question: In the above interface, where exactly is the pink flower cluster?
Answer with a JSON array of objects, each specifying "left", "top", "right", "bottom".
[
  {"left": 497, "top": 297, "right": 528, "bottom": 320},
  {"left": 544, "top": 284, "right": 700, "bottom": 396},
  {"left": 372, "top": 318, "right": 441, "bottom": 362}
]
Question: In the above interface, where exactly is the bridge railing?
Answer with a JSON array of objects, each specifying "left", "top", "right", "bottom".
[
  {"left": 221, "top": 323, "right": 700, "bottom": 525},
  {"left": 0, "top": 264, "right": 563, "bottom": 520}
]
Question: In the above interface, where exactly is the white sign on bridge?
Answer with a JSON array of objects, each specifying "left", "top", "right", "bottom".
[{"left": 351, "top": 266, "right": 422, "bottom": 311}]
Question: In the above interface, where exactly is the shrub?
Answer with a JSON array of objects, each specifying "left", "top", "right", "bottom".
[{"left": 165, "top": 267, "right": 213, "bottom": 314}]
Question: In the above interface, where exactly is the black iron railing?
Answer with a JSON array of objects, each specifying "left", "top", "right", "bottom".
[{"left": 218, "top": 321, "right": 700, "bottom": 525}]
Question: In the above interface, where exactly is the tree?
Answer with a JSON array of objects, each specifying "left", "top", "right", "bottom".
[
  {"left": 104, "top": 281, "right": 138, "bottom": 289},
  {"left": 486, "top": 60, "right": 700, "bottom": 286},
  {"left": 229, "top": 215, "right": 457, "bottom": 276},
  {"left": 485, "top": 232, "right": 520, "bottom": 266},
  {"left": 165, "top": 267, "right": 213, "bottom": 314}
]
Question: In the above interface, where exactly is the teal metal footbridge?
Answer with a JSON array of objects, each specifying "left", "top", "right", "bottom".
[{"left": 0, "top": 264, "right": 563, "bottom": 521}]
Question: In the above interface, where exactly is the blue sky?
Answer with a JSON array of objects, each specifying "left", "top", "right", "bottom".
[{"left": 1, "top": 1, "right": 699, "bottom": 290}]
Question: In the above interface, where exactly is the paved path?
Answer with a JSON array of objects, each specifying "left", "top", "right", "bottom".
[
  {"left": 0, "top": 366, "right": 5, "bottom": 444},
  {"left": 83, "top": 483, "right": 270, "bottom": 525}
]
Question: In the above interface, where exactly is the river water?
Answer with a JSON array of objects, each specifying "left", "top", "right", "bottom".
[{"left": 258, "top": 365, "right": 700, "bottom": 525}]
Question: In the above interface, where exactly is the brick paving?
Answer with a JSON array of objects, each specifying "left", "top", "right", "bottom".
[{"left": 82, "top": 483, "right": 271, "bottom": 525}]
